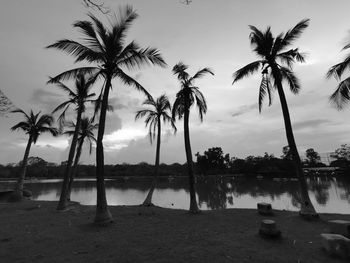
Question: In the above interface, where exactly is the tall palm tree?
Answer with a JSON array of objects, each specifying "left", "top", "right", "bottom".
[
  {"left": 172, "top": 62, "right": 214, "bottom": 213},
  {"left": 327, "top": 40, "right": 350, "bottom": 109},
  {"left": 10, "top": 109, "right": 59, "bottom": 197},
  {"left": 135, "top": 94, "right": 176, "bottom": 206},
  {"left": 232, "top": 19, "right": 318, "bottom": 217},
  {"left": 47, "top": 6, "right": 166, "bottom": 224},
  {"left": 64, "top": 117, "right": 98, "bottom": 201},
  {"left": 51, "top": 74, "right": 95, "bottom": 210}
]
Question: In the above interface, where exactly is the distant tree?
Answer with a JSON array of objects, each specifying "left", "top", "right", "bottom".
[
  {"left": 305, "top": 148, "right": 321, "bottom": 167},
  {"left": 0, "top": 89, "right": 15, "bottom": 117},
  {"left": 281, "top": 146, "right": 293, "bottom": 160},
  {"left": 232, "top": 19, "right": 318, "bottom": 217},
  {"left": 10, "top": 109, "right": 58, "bottom": 198},
  {"left": 172, "top": 62, "right": 214, "bottom": 213},
  {"left": 331, "top": 144, "right": 350, "bottom": 161},
  {"left": 135, "top": 94, "right": 176, "bottom": 206},
  {"left": 47, "top": 6, "right": 166, "bottom": 224}
]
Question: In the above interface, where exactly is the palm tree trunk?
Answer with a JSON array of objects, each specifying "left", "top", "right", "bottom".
[
  {"left": 272, "top": 65, "right": 317, "bottom": 217},
  {"left": 57, "top": 106, "right": 83, "bottom": 210},
  {"left": 184, "top": 98, "right": 200, "bottom": 213},
  {"left": 15, "top": 135, "right": 33, "bottom": 194},
  {"left": 143, "top": 118, "right": 161, "bottom": 206},
  {"left": 67, "top": 139, "right": 83, "bottom": 201},
  {"left": 95, "top": 75, "right": 113, "bottom": 225}
]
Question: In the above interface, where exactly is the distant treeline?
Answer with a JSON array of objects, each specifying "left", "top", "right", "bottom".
[{"left": 1, "top": 146, "right": 349, "bottom": 179}]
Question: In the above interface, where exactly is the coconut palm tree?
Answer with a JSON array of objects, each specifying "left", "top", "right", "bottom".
[
  {"left": 51, "top": 74, "right": 95, "bottom": 210},
  {"left": 135, "top": 94, "right": 176, "bottom": 206},
  {"left": 47, "top": 6, "right": 166, "bottom": 224},
  {"left": 172, "top": 62, "right": 214, "bottom": 213},
  {"left": 232, "top": 19, "right": 318, "bottom": 217},
  {"left": 64, "top": 117, "right": 98, "bottom": 201},
  {"left": 10, "top": 109, "right": 59, "bottom": 198},
  {"left": 327, "top": 40, "right": 350, "bottom": 109}
]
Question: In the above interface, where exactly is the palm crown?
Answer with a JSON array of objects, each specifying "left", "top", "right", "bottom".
[
  {"left": 135, "top": 94, "right": 176, "bottom": 143},
  {"left": 51, "top": 74, "right": 96, "bottom": 127},
  {"left": 47, "top": 6, "right": 166, "bottom": 96},
  {"left": 172, "top": 62, "right": 214, "bottom": 121},
  {"left": 64, "top": 117, "right": 98, "bottom": 154},
  {"left": 327, "top": 41, "right": 350, "bottom": 109},
  {"left": 233, "top": 19, "right": 310, "bottom": 112},
  {"left": 11, "top": 109, "right": 59, "bottom": 143}
]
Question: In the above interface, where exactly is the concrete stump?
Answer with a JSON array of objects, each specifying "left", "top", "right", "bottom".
[
  {"left": 257, "top": 202, "right": 272, "bottom": 215},
  {"left": 321, "top": 233, "right": 350, "bottom": 259},
  {"left": 328, "top": 220, "right": 350, "bottom": 238},
  {"left": 259, "top": 219, "right": 281, "bottom": 238}
]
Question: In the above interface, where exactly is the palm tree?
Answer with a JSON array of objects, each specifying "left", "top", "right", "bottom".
[
  {"left": 172, "top": 62, "right": 214, "bottom": 213},
  {"left": 232, "top": 19, "right": 318, "bottom": 217},
  {"left": 64, "top": 117, "right": 98, "bottom": 201},
  {"left": 51, "top": 74, "right": 95, "bottom": 210},
  {"left": 10, "top": 109, "right": 58, "bottom": 198},
  {"left": 327, "top": 40, "right": 350, "bottom": 109},
  {"left": 135, "top": 94, "right": 176, "bottom": 206},
  {"left": 47, "top": 6, "right": 166, "bottom": 224}
]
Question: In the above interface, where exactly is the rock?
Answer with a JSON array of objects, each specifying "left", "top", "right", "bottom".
[
  {"left": 257, "top": 202, "right": 272, "bottom": 215},
  {"left": 259, "top": 219, "right": 281, "bottom": 238},
  {"left": 328, "top": 220, "right": 350, "bottom": 238},
  {"left": 320, "top": 233, "right": 350, "bottom": 259}
]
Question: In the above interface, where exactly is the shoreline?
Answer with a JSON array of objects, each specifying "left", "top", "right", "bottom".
[{"left": 0, "top": 200, "right": 349, "bottom": 262}]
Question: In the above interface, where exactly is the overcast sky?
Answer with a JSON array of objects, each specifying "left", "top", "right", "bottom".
[{"left": 1, "top": 0, "right": 350, "bottom": 165}]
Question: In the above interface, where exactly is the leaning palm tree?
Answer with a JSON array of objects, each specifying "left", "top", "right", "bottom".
[
  {"left": 51, "top": 74, "right": 95, "bottom": 210},
  {"left": 172, "top": 62, "right": 214, "bottom": 213},
  {"left": 10, "top": 109, "right": 59, "bottom": 198},
  {"left": 135, "top": 94, "right": 176, "bottom": 206},
  {"left": 232, "top": 19, "right": 318, "bottom": 217},
  {"left": 47, "top": 6, "right": 166, "bottom": 224},
  {"left": 327, "top": 40, "right": 350, "bottom": 109},
  {"left": 64, "top": 117, "right": 98, "bottom": 201}
]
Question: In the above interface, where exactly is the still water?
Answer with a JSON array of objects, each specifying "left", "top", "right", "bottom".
[{"left": 2, "top": 176, "right": 350, "bottom": 214}]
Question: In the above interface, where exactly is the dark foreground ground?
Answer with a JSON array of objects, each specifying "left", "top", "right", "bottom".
[{"left": 0, "top": 201, "right": 349, "bottom": 263}]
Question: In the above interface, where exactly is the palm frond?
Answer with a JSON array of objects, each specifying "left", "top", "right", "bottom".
[
  {"left": 329, "top": 77, "right": 350, "bottom": 110},
  {"left": 172, "top": 62, "right": 189, "bottom": 81},
  {"left": 258, "top": 74, "right": 273, "bottom": 112},
  {"left": 114, "top": 68, "right": 151, "bottom": 99},
  {"left": 189, "top": 67, "right": 214, "bottom": 82},
  {"left": 279, "top": 19, "right": 310, "bottom": 50},
  {"left": 280, "top": 66, "right": 300, "bottom": 94},
  {"left": 47, "top": 67, "right": 101, "bottom": 84},
  {"left": 232, "top": 60, "right": 262, "bottom": 84}
]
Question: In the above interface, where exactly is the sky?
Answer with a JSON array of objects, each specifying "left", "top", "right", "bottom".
[{"left": 1, "top": 0, "right": 350, "bottom": 165}]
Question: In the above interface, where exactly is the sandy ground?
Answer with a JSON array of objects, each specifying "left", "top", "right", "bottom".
[{"left": 0, "top": 200, "right": 349, "bottom": 263}]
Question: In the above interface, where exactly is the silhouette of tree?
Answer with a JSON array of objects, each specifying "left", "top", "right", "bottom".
[
  {"left": 47, "top": 6, "right": 166, "bottom": 224},
  {"left": 64, "top": 117, "right": 98, "bottom": 200},
  {"left": 305, "top": 148, "right": 321, "bottom": 167},
  {"left": 232, "top": 19, "right": 318, "bottom": 217},
  {"left": 0, "top": 90, "right": 15, "bottom": 117},
  {"left": 10, "top": 109, "right": 58, "bottom": 198},
  {"left": 51, "top": 74, "right": 95, "bottom": 210},
  {"left": 135, "top": 94, "right": 176, "bottom": 206},
  {"left": 172, "top": 62, "right": 214, "bottom": 213},
  {"left": 327, "top": 38, "right": 350, "bottom": 109}
]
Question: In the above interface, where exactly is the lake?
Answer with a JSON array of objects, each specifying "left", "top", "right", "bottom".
[{"left": 1, "top": 175, "right": 350, "bottom": 214}]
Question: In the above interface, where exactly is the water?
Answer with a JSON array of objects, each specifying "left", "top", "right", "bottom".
[{"left": 1, "top": 175, "right": 350, "bottom": 214}]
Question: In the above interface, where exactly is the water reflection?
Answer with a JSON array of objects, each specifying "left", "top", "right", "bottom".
[{"left": 1, "top": 176, "right": 350, "bottom": 214}]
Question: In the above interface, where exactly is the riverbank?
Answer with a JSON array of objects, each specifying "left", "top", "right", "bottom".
[{"left": 0, "top": 201, "right": 349, "bottom": 262}]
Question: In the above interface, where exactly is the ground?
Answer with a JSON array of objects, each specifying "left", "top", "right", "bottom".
[{"left": 0, "top": 200, "right": 349, "bottom": 263}]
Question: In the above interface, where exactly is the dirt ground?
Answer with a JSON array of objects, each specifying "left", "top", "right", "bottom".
[{"left": 0, "top": 200, "right": 349, "bottom": 263}]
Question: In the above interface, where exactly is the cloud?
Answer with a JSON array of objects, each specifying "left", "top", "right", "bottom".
[
  {"left": 30, "top": 88, "right": 63, "bottom": 112},
  {"left": 231, "top": 103, "right": 257, "bottom": 118},
  {"left": 293, "top": 119, "right": 330, "bottom": 131}
]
